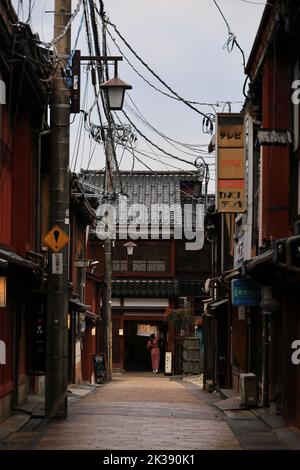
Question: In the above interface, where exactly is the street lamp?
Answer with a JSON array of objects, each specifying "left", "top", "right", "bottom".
[
  {"left": 90, "top": 260, "right": 100, "bottom": 274},
  {"left": 79, "top": 54, "right": 132, "bottom": 111},
  {"left": 124, "top": 241, "right": 137, "bottom": 256},
  {"left": 100, "top": 76, "right": 132, "bottom": 110},
  {"left": 98, "top": 58, "right": 132, "bottom": 382}
]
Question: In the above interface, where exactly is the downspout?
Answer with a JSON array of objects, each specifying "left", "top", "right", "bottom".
[{"left": 36, "top": 122, "right": 51, "bottom": 252}]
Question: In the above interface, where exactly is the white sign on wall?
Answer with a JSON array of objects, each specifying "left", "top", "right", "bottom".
[
  {"left": 0, "top": 340, "right": 6, "bottom": 364},
  {"left": 165, "top": 352, "right": 172, "bottom": 374},
  {"left": 0, "top": 79, "right": 6, "bottom": 104},
  {"left": 52, "top": 253, "right": 63, "bottom": 274}
]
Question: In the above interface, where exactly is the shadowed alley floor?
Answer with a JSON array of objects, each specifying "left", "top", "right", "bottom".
[{"left": 2, "top": 373, "right": 241, "bottom": 450}]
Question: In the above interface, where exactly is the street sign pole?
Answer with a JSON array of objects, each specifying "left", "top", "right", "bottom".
[{"left": 45, "top": 0, "right": 71, "bottom": 418}]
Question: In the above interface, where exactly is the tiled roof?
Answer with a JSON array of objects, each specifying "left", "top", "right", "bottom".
[
  {"left": 111, "top": 279, "right": 207, "bottom": 297},
  {"left": 112, "top": 279, "right": 178, "bottom": 297},
  {"left": 80, "top": 170, "right": 207, "bottom": 226},
  {"left": 81, "top": 170, "right": 201, "bottom": 202}
]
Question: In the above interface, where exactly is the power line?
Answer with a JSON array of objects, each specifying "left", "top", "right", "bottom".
[
  {"left": 130, "top": 148, "right": 200, "bottom": 175},
  {"left": 122, "top": 110, "right": 201, "bottom": 168},
  {"left": 87, "top": 140, "right": 97, "bottom": 170},
  {"left": 125, "top": 95, "right": 213, "bottom": 157},
  {"left": 124, "top": 103, "right": 212, "bottom": 161},
  {"left": 213, "top": 0, "right": 247, "bottom": 73},
  {"left": 129, "top": 147, "right": 155, "bottom": 172},
  {"left": 240, "top": 0, "right": 267, "bottom": 4},
  {"left": 39, "top": 0, "right": 83, "bottom": 48},
  {"left": 113, "top": 112, "right": 204, "bottom": 177},
  {"left": 26, "top": 0, "right": 36, "bottom": 23},
  {"left": 101, "top": 15, "right": 213, "bottom": 127},
  {"left": 126, "top": 147, "right": 214, "bottom": 197},
  {"left": 140, "top": 148, "right": 215, "bottom": 166},
  {"left": 124, "top": 100, "right": 205, "bottom": 159},
  {"left": 106, "top": 27, "right": 238, "bottom": 112}
]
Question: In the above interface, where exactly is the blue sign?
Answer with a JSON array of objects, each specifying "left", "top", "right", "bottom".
[{"left": 231, "top": 279, "right": 260, "bottom": 306}]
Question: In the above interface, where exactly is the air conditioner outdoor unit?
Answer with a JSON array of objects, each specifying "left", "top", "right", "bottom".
[{"left": 240, "top": 373, "right": 258, "bottom": 408}]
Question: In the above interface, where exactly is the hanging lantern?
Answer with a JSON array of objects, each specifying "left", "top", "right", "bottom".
[{"left": 100, "top": 77, "right": 132, "bottom": 110}]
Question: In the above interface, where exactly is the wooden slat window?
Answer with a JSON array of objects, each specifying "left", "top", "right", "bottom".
[{"left": 113, "top": 244, "right": 170, "bottom": 273}]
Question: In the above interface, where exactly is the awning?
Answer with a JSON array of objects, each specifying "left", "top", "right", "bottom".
[
  {"left": 208, "top": 299, "right": 229, "bottom": 310},
  {"left": 223, "top": 269, "right": 242, "bottom": 283},
  {"left": 243, "top": 250, "right": 273, "bottom": 272},
  {"left": 0, "top": 248, "right": 39, "bottom": 271},
  {"left": 69, "top": 298, "right": 91, "bottom": 312},
  {"left": 85, "top": 310, "right": 100, "bottom": 321},
  {"left": 242, "top": 249, "right": 280, "bottom": 284}
]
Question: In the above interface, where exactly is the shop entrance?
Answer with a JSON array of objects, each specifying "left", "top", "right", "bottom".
[{"left": 124, "top": 320, "right": 168, "bottom": 372}]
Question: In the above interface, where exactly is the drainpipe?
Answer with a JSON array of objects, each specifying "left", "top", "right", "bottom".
[
  {"left": 261, "top": 311, "right": 271, "bottom": 407},
  {"left": 221, "top": 214, "right": 225, "bottom": 275},
  {"left": 261, "top": 286, "right": 278, "bottom": 406},
  {"left": 36, "top": 127, "right": 51, "bottom": 252}
]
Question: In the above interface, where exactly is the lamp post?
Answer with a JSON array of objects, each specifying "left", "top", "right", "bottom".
[
  {"left": 124, "top": 241, "right": 137, "bottom": 256},
  {"left": 97, "top": 59, "right": 132, "bottom": 381},
  {"left": 75, "top": 52, "right": 132, "bottom": 381},
  {"left": 100, "top": 77, "right": 132, "bottom": 111}
]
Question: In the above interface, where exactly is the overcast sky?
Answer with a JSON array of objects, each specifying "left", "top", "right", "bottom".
[{"left": 12, "top": 0, "right": 266, "bottom": 190}]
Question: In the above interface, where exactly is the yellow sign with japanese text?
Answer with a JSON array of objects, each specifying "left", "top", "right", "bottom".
[{"left": 216, "top": 114, "right": 245, "bottom": 213}]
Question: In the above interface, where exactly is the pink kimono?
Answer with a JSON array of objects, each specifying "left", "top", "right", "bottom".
[{"left": 147, "top": 336, "right": 160, "bottom": 372}]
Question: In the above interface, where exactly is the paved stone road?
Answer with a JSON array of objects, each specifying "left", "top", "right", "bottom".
[{"left": 26, "top": 373, "right": 241, "bottom": 450}]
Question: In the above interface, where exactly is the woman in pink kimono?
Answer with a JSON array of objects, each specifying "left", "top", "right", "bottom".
[{"left": 147, "top": 334, "right": 160, "bottom": 373}]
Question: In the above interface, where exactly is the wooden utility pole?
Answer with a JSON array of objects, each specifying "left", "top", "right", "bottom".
[
  {"left": 87, "top": 2, "right": 116, "bottom": 381},
  {"left": 103, "top": 129, "right": 115, "bottom": 381},
  {"left": 45, "top": 0, "right": 71, "bottom": 418}
]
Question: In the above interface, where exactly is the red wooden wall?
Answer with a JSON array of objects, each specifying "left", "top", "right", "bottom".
[
  {"left": 261, "top": 53, "right": 290, "bottom": 241},
  {"left": 0, "top": 108, "right": 12, "bottom": 247},
  {"left": 12, "top": 110, "right": 35, "bottom": 256}
]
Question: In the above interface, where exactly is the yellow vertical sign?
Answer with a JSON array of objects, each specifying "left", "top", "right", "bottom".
[
  {"left": 216, "top": 114, "right": 245, "bottom": 213},
  {"left": 0, "top": 276, "right": 7, "bottom": 307}
]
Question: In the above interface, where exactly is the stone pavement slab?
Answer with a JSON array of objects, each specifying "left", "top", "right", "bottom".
[
  {"left": 2, "top": 373, "right": 241, "bottom": 450},
  {"left": 224, "top": 409, "right": 287, "bottom": 450},
  {"left": 1, "top": 373, "right": 295, "bottom": 451},
  {"left": 0, "top": 414, "right": 30, "bottom": 443}
]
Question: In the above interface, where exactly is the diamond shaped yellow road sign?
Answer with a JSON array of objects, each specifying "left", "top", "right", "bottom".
[{"left": 44, "top": 225, "right": 70, "bottom": 253}]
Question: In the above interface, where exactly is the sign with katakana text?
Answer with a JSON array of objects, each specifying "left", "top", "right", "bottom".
[{"left": 216, "top": 114, "right": 245, "bottom": 213}]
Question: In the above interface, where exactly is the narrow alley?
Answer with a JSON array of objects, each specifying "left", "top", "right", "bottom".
[
  {"left": 2, "top": 0, "right": 300, "bottom": 461},
  {"left": 0, "top": 374, "right": 291, "bottom": 451}
]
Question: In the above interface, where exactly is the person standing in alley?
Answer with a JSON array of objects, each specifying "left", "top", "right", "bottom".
[{"left": 147, "top": 333, "right": 160, "bottom": 373}]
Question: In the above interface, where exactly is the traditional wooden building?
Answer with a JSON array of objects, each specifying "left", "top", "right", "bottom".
[
  {"left": 68, "top": 176, "right": 102, "bottom": 384},
  {"left": 0, "top": 1, "right": 50, "bottom": 418},
  {"left": 81, "top": 170, "right": 213, "bottom": 374},
  {"left": 240, "top": 0, "right": 300, "bottom": 430},
  {"left": 207, "top": 0, "right": 300, "bottom": 431}
]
